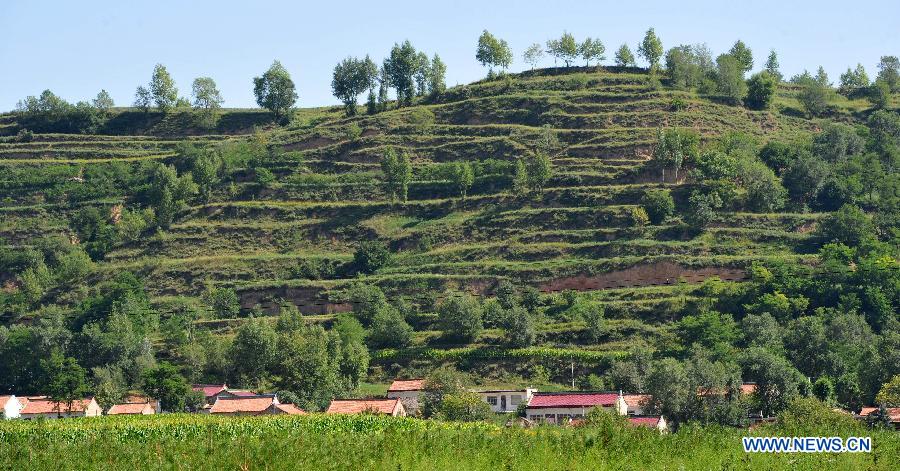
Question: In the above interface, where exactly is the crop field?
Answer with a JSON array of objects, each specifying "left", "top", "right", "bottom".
[{"left": 0, "top": 413, "right": 897, "bottom": 470}]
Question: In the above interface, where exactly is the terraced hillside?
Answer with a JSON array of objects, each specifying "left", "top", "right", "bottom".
[{"left": 1, "top": 66, "right": 896, "bottom": 387}]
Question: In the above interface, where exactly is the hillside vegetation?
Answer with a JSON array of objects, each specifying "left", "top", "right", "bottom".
[{"left": 1, "top": 53, "right": 898, "bottom": 423}]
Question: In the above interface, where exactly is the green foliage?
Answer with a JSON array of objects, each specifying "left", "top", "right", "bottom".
[
  {"left": 525, "top": 152, "right": 552, "bottom": 192},
  {"left": 149, "top": 64, "right": 178, "bottom": 112},
  {"left": 715, "top": 54, "right": 748, "bottom": 105},
  {"left": 546, "top": 32, "right": 579, "bottom": 67},
  {"left": 876, "top": 55, "right": 900, "bottom": 92},
  {"left": 191, "top": 77, "right": 223, "bottom": 127},
  {"left": 685, "top": 190, "right": 723, "bottom": 229},
  {"left": 449, "top": 161, "right": 474, "bottom": 198},
  {"left": 812, "top": 376, "right": 836, "bottom": 404},
  {"left": 142, "top": 362, "right": 191, "bottom": 412},
  {"left": 421, "top": 366, "right": 467, "bottom": 418},
  {"left": 204, "top": 287, "right": 240, "bottom": 319},
  {"left": 229, "top": 317, "right": 277, "bottom": 386},
  {"left": 615, "top": 43, "right": 636, "bottom": 67},
  {"left": 665, "top": 45, "right": 710, "bottom": 89},
  {"left": 638, "top": 28, "right": 664, "bottom": 71},
  {"left": 381, "top": 148, "right": 412, "bottom": 202},
  {"left": 523, "top": 43, "right": 544, "bottom": 70},
  {"left": 476, "top": 30, "right": 513, "bottom": 72},
  {"left": 728, "top": 40, "right": 753, "bottom": 74},
  {"left": 332, "top": 56, "right": 378, "bottom": 116},
  {"left": 839, "top": 64, "right": 870, "bottom": 96},
  {"left": 578, "top": 37, "right": 606, "bottom": 66},
  {"left": 816, "top": 204, "right": 874, "bottom": 247},
  {"left": 740, "top": 347, "right": 806, "bottom": 417},
  {"left": 875, "top": 374, "right": 900, "bottom": 406},
  {"left": 652, "top": 127, "right": 699, "bottom": 181},
  {"left": 93, "top": 90, "right": 114, "bottom": 112},
  {"left": 41, "top": 351, "right": 89, "bottom": 409},
  {"left": 353, "top": 240, "right": 391, "bottom": 274},
  {"left": 368, "top": 305, "right": 413, "bottom": 349},
  {"left": 254, "top": 60, "right": 298, "bottom": 120},
  {"left": 640, "top": 189, "right": 675, "bottom": 224},
  {"left": 147, "top": 163, "right": 198, "bottom": 229},
  {"left": 384, "top": 41, "right": 420, "bottom": 106},
  {"left": 437, "top": 293, "right": 483, "bottom": 342},
  {"left": 428, "top": 54, "right": 447, "bottom": 94},
  {"left": 795, "top": 72, "right": 832, "bottom": 117},
  {"left": 764, "top": 49, "right": 782, "bottom": 81},
  {"left": 745, "top": 71, "right": 777, "bottom": 110},
  {"left": 501, "top": 305, "right": 537, "bottom": 348},
  {"left": 437, "top": 392, "right": 492, "bottom": 421}
]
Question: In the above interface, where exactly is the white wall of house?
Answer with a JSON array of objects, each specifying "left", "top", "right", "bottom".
[
  {"left": 477, "top": 389, "right": 535, "bottom": 413},
  {"left": 526, "top": 401, "right": 627, "bottom": 423},
  {"left": 2, "top": 396, "right": 22, "bottom": 419},
  {"left": 386, "top": 391, "right": 421, "bottom": 415}
]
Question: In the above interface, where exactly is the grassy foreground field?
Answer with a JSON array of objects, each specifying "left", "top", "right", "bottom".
[{"left": 1, "top": 414, "right": 898, "bottom": 470}]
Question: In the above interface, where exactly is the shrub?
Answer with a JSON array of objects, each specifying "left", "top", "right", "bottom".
[
  {"left": 354, "top": 241, "right": 391, "bottom": 274},
  {"left": 640, "top": 189, "right": 675, "bottom": 224},
  {"left": 368, "top": 305, "right": 413, "bottom": 349},
  {"left": 437, "top": 392, "right": 492, "bottom": 421},
  {"left": 204, "top": 287, "right": 241, "bottom": 319},
  {"left": 745, "top": 71, "right": 777, "bottom": 109},
  {"left": 437, "top": 293, "right": 483, "bottom": 342}
]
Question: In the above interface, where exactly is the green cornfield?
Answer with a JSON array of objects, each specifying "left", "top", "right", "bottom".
[{"left": 1, "top": 414, "right": 898, "bottom": 470}]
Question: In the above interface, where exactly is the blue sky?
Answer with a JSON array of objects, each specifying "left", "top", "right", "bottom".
[{"left": 1, "top": 0, "right": 897, "bottom": 112}]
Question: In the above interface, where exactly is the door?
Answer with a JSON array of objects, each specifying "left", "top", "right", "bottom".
[{"left": 500, "top": 395, "right": 506, "bottom": 411}]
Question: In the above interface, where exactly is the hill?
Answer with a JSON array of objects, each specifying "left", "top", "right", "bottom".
[{"left": 0, "top": 66, "right": 898, "bottom": 416}]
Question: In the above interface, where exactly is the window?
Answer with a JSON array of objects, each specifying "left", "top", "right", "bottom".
[
  {"left": 510, "top": 395, "right": 522, "bottom": 405},
  {"left": 486, "top": 396, "right": 497, "bottom": 406}
]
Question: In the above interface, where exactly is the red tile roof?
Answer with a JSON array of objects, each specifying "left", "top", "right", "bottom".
[
  {"left": 528, "top": 392, "right": 620, "bottom": 408},
  {"left": 740, "top": 383, "right": 758, "bottom": 395},
  {"left": 860, "top": 407, "right": 900, "bottom": 422},
  {"left": 628, "top": 416, "right": 663, "bottom": 427},
  {"left": 228, "top": 390, "right": 258, "bottom": 397},
  {"left": 193, "top": 384, "right": 228, "bottom": 398},
  {"left": 107, "top": 403, "right": 155, "bottom": 415},
  {"left": 274, "top": 403, "right": 307, "bottom": 415},
  {"left": 387, "top": 379, "right": 425, "bottom": 392},
  {"left": 20, "top": 398, "right": 94, "bottom": 415},
  {"left": 209, "top": 396, "right": 276, "bottom": 414},
  {"left": 622, "top": 394, "right": 650, "bottom": 407},
  {"left": 326, "top": 399, "right": 401, "bottom": 415}
]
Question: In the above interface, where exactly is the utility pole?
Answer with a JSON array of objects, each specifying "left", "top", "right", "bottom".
[{"left": 571, "top": 360, "right": 575, "bottom": 389}]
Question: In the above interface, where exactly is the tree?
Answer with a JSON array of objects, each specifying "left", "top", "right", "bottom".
[
  {"left": 812, "top": 124, "right": 864, "bottom": 163},
  {"left": 741, "top": 312, "right": 783, "bottom": 351},
  {"left": 429, "top": 54, "right": 447, "bottom": 94},
  {"left": 204, "top": 287, "right": 240, "bottom": 318},
  {"left": 142, "top": 362, "right": 191, "bottom": 412},
  {"left": 652, "top": 128, "right": 698, "bottom": 182},
  {"left": 579, "top": 300, "right": 605, "bottom": 342},
  {"left": 384, "top": 41, "right": 419, "bottom": 106},
  {"left": 475, "top": 30, "right": 513, "bottom": 73},
  {"left": 380, "top": 148, "right": 411, "bottom": 202},
  {"left": 640, "top": 189, "right": 675, "bottom": 224},
  {"left": 229, "top": 318, "right": 277, "bottom": 386},
  {"left": 638, "top": 28, "right": 663, "bottom": 72},
  {"left": 93, "top": 90, "right": 114, "bottom": 113},
  {"left": 147, "top": 163, "right": 197, "bottom": 229},
  {"left": 812, "top": 376, "right": 836, "bottom": 405},
  {"left": 191, "top": 77, "right": 223, "bottom": 128},
  {"left": 765, "top": 49, "right": 782, "bottom": 81},
  {"left": 876, "top": 55, "right": 900, "bottom": 92},
  {"left": 715, "top": 54, "right": 748, "bottom": 104},
  {"left": 149, "top": 64, "right": 178, "bottom": 112},
  {"left": 133, "top": 86, "right": 152, "bottom": 112},
  {"left": 413, "top": 52, "right": 431, "bottom": 96},
  {"left": 437, "top": 392, "right": 492, "bottom": 421},
  {"left": 41, "top": 352, "right": 88, "bottom": 413},
  {"left": 438, "top": 293, "right": 483, "bottom": 341},
  {"left": 579, "top": 37, "right": 606, "bottom": 66},
  {"left": 816, "top": 204, "right": 874, "bottom": 247},
  {"left": 644, "top": 358, "right": 692, "bottom": 426},
  {"left": 450, "top": 161, "right": 474, "bottom": 198},
  {"left": 354, "top": 240, "right": 391, "bottom": 274},
  {"left": 782, "top": 153, "right": 828, "bottom": 205},
  {"left": 367, "top": 305, "right": 412, "bottom": 348},
  {"left": 666, "top": 45, "right": 704, "bottom": 89},
  {"left": 615, "top": 44, "right": 636, "bottom": 67},
  {"left": 868, "top": 80, "right": 892, "bottom": 109},
  {"left": 253, "top": 60, "right": 298, "bottom": 120},
  {"left": 741, "top": 348, "right": 805, "bottom": 417},
  {"left": 546, "top": 32, "right": 578, "bottom": 67},
  {"left": 525, "top": 152, "right": 552, "bottom": 191},
  {"left": 421, "top": 366, "right": 467, "bottom": 418},
  {"left": 875, "top": 374, "right": 900, "bottom": 406},
  {"left": 512, "top": 158, "right": 528, "bottom": 196},
  {"left": 523, "top": 43, "right": 544, "bottom": 70},
  {"left": 745, "top": 71, "right": 777, "bottom": 109},
  {"left": 728, "top": 40, "right": 753, "bottom": 75},
  {"left": 795, "top": 72, "right": 831, "bottom": 117},
  {"left": 685, "top": 190, "right": 723, "bottom": 229},
  {"left": 502, "top": 305, "right": 536, "bottom": 347},
  {"left": 839, "top": 64, "right": 870, "bottom": 96}
]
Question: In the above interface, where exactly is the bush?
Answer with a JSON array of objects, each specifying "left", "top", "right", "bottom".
[
  {"left": 502, "top": 305, "right": 537, "bottom": 348},
  {"left": 816, "top": 204, "right": 874, "bottom": 247},
  {"left": 354, "top": 241, "right": 391, "bottom": 274},
  {"left": 745, "top": 71, "right": 777, "bottom": 110},
  {"left": 368, "top": 305, "right": 413, "bottom": 349},
  {"left": 640, "top": 189, "right": 675, "bottom": 224},
  {"left": 437, "top": 392, "right": 492, "bottom": 421},
  {"left": 204, "top": 287, "right": 240, "bottom": 319},
  {"left": 437, "top": 293, "right": 483, "bottom": 342}
]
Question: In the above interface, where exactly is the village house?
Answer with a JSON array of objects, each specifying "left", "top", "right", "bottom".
[
  {"left": 1, "top": 395, "right": 23, "bottom": 419},
  {"left": 525, "top": 392, "right": 628, "bottom": 423},
  {"left": 475, "top": 388, "right": 536, "bottom": 413},
  {"left": 19, "top": 397, "right": 102, "bottom": 419},
  {"left": 622, "top": 394, "right": 651, "bottom": 415},
  {"left": 326, "top": 398, "right": 406, "bottom": 417},
  {"left": 627, "top": 415, "right": 668, "bottom": 433},
  {"left": 192, "top": 384, "right": 259, "bottom": 406},
  {"left": 859, "top": 407, "right": 900, "bottom": 429},
  {"left": 386, "top": 379, "right": 424, "bottom": 415},
  {"left": 107, "top": 402, "right": 156, "bottom": 415},
  {"left": 122, "top": 394, "right": 161, "bottom": 414},
  {"left": 208, "top": 394, "right": 290, "bottom": 416}
]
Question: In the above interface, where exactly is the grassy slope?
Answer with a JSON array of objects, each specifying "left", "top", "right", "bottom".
[{"left": 0, "top": 66, "right": 879, "bottom": 368}]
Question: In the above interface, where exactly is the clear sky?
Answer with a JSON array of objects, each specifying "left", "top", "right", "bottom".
[{"left": 1, "top": 0, "right": 898, "bottom": 112}]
